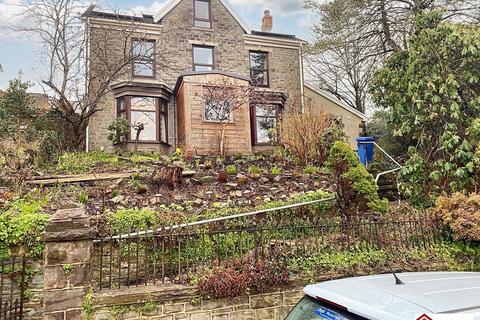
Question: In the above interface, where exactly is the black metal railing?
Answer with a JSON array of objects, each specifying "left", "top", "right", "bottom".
[
  {"left": 93, "top": 199, "right": 440, "bottom": 290},
  {"left": 0, "top": 256, "right": 26, "bottom": 320}
]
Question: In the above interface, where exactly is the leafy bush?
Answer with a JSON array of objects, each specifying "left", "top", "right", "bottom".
[
  {"left": 198, "top": 258, "right": 289, "bottom": 299},
  {"left": 303, "top": 165, "right": 318, "bottom": 175},
  {"left": 107, "top": 118, "right": 129, "bottom": 148},
  {"left": 56, "top": 152, "right": 120, "bottom": 174},
  {"left": 279, "top": 102, "right": 346, "bottom": 165},
  {"left": 225, "top": 165, "right": 238, "bottom": 175},
  {"left": 365, "top": 110, "right": 411, "bottom": 160},
  {"left": 107, "top": 208, "right": 159, "bottom": 234},
  {"left": 0, "top": 195, "right": 49, "bottom": 259},
  {"left": 248, "top": 165, "right": 261, "bottom": 175},
  {"left": 434, "top": 193, "right": 480, "bottom": 241},
  {"left": 328, "top": 141, "right": 388, "bottom": 218},
  {"left": 270, "top": 166, "right": 282, "bottom": 175},
  {"left": 370, "top": 13, "right": 480, "bottom": 206}
]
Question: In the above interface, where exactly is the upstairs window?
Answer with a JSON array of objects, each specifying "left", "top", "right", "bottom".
[
  {"left": 194, "top": 0, "right": 211, "bottom": 28},
  {"left": 250, "top": 51, "right": 269, "bottom": 86},
  {"left": 132, "top": 39, "right": 156, "bottom": 78},
  {"left": 193, "top": 46, "right": 214, "bottom": 71}
]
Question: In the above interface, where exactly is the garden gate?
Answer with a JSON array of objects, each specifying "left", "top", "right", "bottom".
[{"left": 0, "top": 256, "right": 26, "bottom": 320}]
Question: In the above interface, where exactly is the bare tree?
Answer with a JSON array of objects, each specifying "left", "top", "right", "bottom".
[
  {"left": 202, "top": 78, "right": 276, "bottom": 156},
  {"left": 305, "top": 33, "right": 380, "bottom": 113},
  {"left": 14, "top": 0, "right": 167, "bottom": 150},
  {"left": 305, "top": 0, "right": 479, "bottom": 113}
]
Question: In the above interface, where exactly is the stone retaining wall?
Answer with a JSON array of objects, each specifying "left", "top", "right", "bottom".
[{"left": 91, "top": 284, "right": 304, "bottom": 320}]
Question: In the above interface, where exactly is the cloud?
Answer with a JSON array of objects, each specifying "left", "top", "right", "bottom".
[
  {"left": 130, "top": 0, "right": 169, "bottom": 15},
  {"left": 229, "top": 0, "right": 305, "bottom": 16},
  {"left": 0, "top": 0, "right": 24, "bottom": 32}
]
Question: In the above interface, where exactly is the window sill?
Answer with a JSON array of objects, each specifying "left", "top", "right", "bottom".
[
  {"left": 125, "top": 141, "right": 170, "bottom": 146},
  {"left": 202, "top": 120, "right": 236, "bottom": 125},
  {"left": 192, "top": 26, "right": 214, "bottom": 32}
]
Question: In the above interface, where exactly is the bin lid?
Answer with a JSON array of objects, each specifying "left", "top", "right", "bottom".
[{"left": 356, "top": 137, "right": 376, "bottom": 142}]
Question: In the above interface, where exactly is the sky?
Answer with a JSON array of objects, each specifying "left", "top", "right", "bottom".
[{"left": 0, "top": 0, "right": 315, "bottom": 91}]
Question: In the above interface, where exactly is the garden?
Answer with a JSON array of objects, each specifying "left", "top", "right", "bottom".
[{"left": 0, "top": 10, "right": 479, "bottom": 318}]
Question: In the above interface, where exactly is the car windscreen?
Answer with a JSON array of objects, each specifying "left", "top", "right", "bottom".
[{"left": 285, "top": 295, "right": 368, "bottom": 320}]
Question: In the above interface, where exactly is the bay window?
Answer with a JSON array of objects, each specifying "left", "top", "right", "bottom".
[{"left": 116, "top": 96, "right": 168, "bottom": 144}]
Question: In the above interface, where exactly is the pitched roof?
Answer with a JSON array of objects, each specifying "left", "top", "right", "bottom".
[
  {"left": 153, "top": 0, "right": 250, "bottom": 33},
  {"left": 251, "top": 30, "right": 304, "bottom": 42},
  {"left": 304, "top": 83, "right": 367, "bottom": 121}
]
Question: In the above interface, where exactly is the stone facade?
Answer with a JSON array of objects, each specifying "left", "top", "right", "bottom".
[
  {"left": 42, "top": 208, "right": 94, "bottom": 320},
  {"left": 176, "top": 73, "right": 253, "bottom": 156},
  {"left": 84, "top": 0, "right": 305, "bottom": 154},
  {"left": 91, "top": 285, "right": 304, "bottom": 320}
]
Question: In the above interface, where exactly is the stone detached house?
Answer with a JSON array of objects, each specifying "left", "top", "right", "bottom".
[{"left": 83, "top": 0, "right": 365, "bottom": 156}]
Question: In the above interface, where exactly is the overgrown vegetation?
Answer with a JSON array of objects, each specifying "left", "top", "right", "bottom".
[
  {"left": 0, "top": 191, "right": 49, "bottom": 259},
  {"left": 327, "top": 141, "right": 387, "bottom": 218},
  {"left": 56, "top": 152, "right": 120, "bottom": 174},
  {"left": 434, "top": 193, "right": 480, "bottom": 242},
  {"left": 107, "top": 208, "right": 159, "bottom": 234},
  {"left": 0, "top": 78, "right": 67, "bottom": 187},
  {"left": 279, "top": 102, "right": 346, "bottom": 165},
  {"left": 370, "top": 12, "right": 480, "bottom": 207},
  {"left": 198, "top": 258, "right": 288, "bottom": 299}
]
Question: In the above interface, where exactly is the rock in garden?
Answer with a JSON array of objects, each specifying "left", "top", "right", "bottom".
[
  {"left": 109, "top": 195, "right": 124, "bottom": 204},
  {"left": 199, "top": 176, "right": 214, "bottom": 184},
  {"left": 225, "top": 183, "right": 238, "bottom": 189},
  {"left": 182, "top": 170, "right": 196, "bottom": 177}
]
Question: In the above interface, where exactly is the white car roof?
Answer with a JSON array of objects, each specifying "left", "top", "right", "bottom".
[{"left": 304, "top": 272, "right": 480, "bottom": 320}]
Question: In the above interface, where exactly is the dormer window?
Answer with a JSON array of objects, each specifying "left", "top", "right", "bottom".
[{"left": 194, "top": 0, "right": 211, "bottom": 28}]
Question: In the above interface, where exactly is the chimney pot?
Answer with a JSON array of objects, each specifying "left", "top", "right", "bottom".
[{"left": 262, "top": 10, "right": 273, "bottom": 32}]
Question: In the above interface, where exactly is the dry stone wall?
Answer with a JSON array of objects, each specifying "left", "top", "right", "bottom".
[{"left": 91, "top": 286, "right": 304, "bottom": 320}]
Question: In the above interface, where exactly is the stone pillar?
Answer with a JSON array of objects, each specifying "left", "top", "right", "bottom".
[{"left": 42, "top": 208, "right": 94, "bottom": 320}]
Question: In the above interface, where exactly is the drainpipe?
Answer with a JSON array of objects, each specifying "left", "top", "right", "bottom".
[
  {"left": 84, "top": 16, "right": 91, "bottom": 152},
  {"left": 299, "top": 43, "right": 305, "bottom": 113}
]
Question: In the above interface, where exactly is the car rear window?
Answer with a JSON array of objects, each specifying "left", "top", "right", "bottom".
[{"left": 285, "top": 295, "right": 368, "bottom": 320}]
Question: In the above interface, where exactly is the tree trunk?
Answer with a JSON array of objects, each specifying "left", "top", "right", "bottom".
[
  {"left": 219, "top": 125, "right": 226, "bottom": 157},
  {"left": 151, "top": 166, "right": 184, "bottom": 190}
]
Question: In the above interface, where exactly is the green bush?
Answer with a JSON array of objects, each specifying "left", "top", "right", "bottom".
[
  {"left": 107, "top": 118, "right": 129, "bottom": 147},
  {"left": 303, "top": 166, "right": 318, "bottom": 175},
  {"left": 271, "top": 166, "right": 282, "bottom": 175},
  {"left": 0, "top": 195, "right": 49, "bottom": 259},
  {"left": 56, "top": 152, "right": 120, "bottom": 174},
  {"left": 370, "top": 13, "right": 480, "bottom": 206},
  {"left": 225, "top": 165, "right": 238, "bottom": 175},
  {"left": 107, "top": 208, "right": 159, "bottom": 234},
  {"left": 248, "top": 165, "right": 261, "bottom": 175},
  {"left": 328, "top": 141, "right": 388, "bottom": 217}
]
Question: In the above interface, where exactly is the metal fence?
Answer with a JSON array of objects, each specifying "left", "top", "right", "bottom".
[
  {"left": 93, "top": 199, "right": 440, "bottom": 290},
  {"left": 0, "top": 256, "right": 26, "bottom": 320}
]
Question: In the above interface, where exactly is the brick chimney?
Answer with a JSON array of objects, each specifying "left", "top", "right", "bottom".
[{"left": 262, "top": 10, "right": 273, "bottom": 32}]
